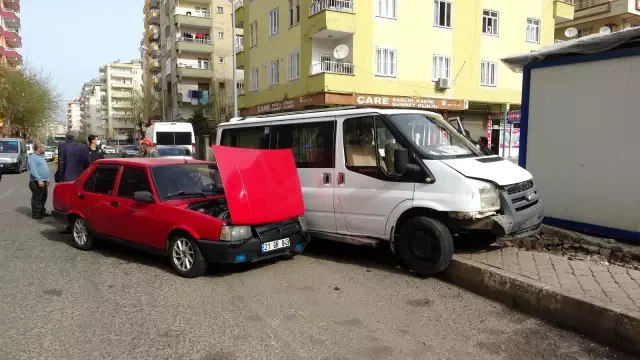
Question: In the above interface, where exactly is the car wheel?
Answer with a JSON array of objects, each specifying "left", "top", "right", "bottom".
[
  {"left": 169, "top": 234, "right": 207, "bottom": 278},
  {"left": 71, "top": 217, "right": 94, "bottom": 250},
  {"left": 396, "top": 216, "right": 454, "bottom": 277}
]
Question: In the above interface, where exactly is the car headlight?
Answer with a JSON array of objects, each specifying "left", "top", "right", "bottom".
[
  {"left": 219, "top": 225, "right": 252, "bottom": 241},
  {"left": 298, "top": 216, "right": 307, "bottom": 232},
  {"left": 470, "top": 179, "right": 501, "bottom": 211}
]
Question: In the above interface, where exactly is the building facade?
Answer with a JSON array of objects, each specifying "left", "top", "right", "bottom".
[
  {"left": 150, "top": 0, "right": 243, "bottom": 122},
  {"left": 79, "top": 81, "right": 106, "bottom": 137},
  {"left": 555, "top": 0, "right": 640, "bottom": 41},
  {"left": 235, "top": 0, "right": 574, "bottom": 142},
  {"left": 0, "top": 0, "right": 21, "bottom": 68},
  {"left": 66, "top": 100, "right": 82, "bottom": 132},
  {"left": 142, "top": 0, "right": 162, "bottom": 122},
  {"left": 98, "top": 60, "right": 143, "bottom": 141}
]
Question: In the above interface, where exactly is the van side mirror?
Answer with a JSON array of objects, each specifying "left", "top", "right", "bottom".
[
  {"left": 393, "top": 148, "right": 420, "bottom": 174},
  {"left": 133, "top": 190, "right": 155, "bottom": 203}
]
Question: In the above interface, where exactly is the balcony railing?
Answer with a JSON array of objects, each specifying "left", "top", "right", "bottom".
[
  {"left": 310, "top": 61, "right": 354, "bottom": 75},
  {"left": 177, "top": 36, "right": 212, "bottom": 44},
  {"left": 310, "top": 0, "right": 355, "bottom": 16},
  {"left": 235, "top": 44, "right": 244, "bottom": 52}
]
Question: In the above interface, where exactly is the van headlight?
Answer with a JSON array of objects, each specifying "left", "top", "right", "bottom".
[
  {"left": 470, "top": 179, "right": 501, "bottom": 211},
  {"left": 219, "top": 225, "right": 252, "bottom": 241}
]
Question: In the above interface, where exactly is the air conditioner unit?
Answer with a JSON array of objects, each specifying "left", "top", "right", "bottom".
[{"left": 436, "top": 78, "right": 450, "bottom": 89}]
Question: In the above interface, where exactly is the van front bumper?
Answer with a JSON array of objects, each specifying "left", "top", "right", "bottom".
[
  {"left": 196, "top": 232, "right": 310, "bottom": 264},
  {"left": 0, "top": 162, "right": 19, "bottom": 171},
  {"left": 493, "top": 180, "right": 544, "bottom": 239}
]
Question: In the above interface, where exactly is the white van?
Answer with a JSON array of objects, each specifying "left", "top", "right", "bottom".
[
  {"left": 145, "top": 122, "right": 196, "bottom": 157},
  {"left": 215, "top": 107, "right": 543, "bottom": 275}
]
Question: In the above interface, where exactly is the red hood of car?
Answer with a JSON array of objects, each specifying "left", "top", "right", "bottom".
[{"left": 211, "top": 145, "right": 305, "bottom": 225}]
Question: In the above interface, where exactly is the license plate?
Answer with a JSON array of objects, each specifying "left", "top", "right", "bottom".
[{"left": 261, "top": 238, "right": 290, "bottom": 253}]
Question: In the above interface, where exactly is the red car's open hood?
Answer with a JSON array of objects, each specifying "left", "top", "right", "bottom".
[{"left": 211, "top": 145, "right": 305, "bottom": 225}]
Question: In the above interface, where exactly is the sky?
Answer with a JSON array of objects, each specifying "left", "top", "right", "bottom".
[{"left": 21, "top": 0, "right": 142, "bottom": 117}]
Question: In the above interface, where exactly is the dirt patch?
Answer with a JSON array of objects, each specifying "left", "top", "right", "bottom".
[{"left": 509, "top": 225, "right": 640, "bottom": 271}]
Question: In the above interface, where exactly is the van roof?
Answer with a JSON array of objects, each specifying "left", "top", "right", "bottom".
[{"left": 219, "top": 107, "right": 444, "bottom": 127}]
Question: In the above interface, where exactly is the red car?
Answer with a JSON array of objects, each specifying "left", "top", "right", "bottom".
[{"left": 51, "top": 146, "right": 309, "bottom": 278}]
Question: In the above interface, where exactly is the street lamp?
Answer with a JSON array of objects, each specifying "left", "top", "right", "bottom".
[{"left": 230, "top": 0, "right": 239, "bottom": 117}]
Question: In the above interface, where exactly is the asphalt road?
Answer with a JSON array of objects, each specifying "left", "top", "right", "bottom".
[{"left": 0, "top": 165, "right": 631, "bottom": 360}]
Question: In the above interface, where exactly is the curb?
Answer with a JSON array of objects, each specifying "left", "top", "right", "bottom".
[{"left": 440, "top": 256, "right": 640, "bottom": 357}]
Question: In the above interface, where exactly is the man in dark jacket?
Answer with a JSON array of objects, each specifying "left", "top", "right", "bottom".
[
  {"left": 87, "top": 135, "right": 104, "bottom": 164},
  {"left": 58, "top": 131, "right": 89, "bottom": 182}
]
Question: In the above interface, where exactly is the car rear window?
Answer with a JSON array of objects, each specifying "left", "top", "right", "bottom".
[{"left": 156, "top": 131, "right": 192, "bottom": 146}]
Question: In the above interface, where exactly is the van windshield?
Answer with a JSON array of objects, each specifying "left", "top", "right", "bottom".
[
  {"left": 388, "top": 113, "right": 482, "bottom": 159},
  {"left": 156, "top": 131, "right": 192, "bottom": 146},
  {"left": 0, "top": 140, "right": 19, "bottom": 153}
]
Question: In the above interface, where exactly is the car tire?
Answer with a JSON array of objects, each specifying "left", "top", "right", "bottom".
[
  {"left": 71, "top": 216, "right": 94, "bottom": 251},
  {"left": 169, "top": 234, "right": 207, "bottom": 278},
  {"left": 396, "top": 216, "right": 454, "bottom": 277}
]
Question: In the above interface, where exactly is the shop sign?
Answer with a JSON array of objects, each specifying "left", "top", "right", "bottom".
[
  {"left": 490, "top": 110, "right": 521, "bottom": 123},
  {"left": 574, "top": 3, "right": 610, "bottom": 19},
  {"left": 354, "top": 94, "right": 466, "bottom": 110},
  {"left": 241, "top": 94, "right": 325, "bottom": 116}
]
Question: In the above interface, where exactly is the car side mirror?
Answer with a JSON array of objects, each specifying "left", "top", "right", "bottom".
[
  {"left": 393, "top": 148, "right": 420, "bottom": 174},
  {"left": 133, "top": 190, "right": 155, "bottom": 203}
]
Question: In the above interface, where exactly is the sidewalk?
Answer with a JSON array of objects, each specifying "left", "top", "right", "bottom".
[{"left": 441, "top": 246, "right": 640, "bottom": 356}]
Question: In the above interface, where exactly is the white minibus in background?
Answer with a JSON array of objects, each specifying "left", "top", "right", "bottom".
[
  {"left": 215, "top": 107, "right": 543, "bottom": 276},
  {"left": 145, "top": 122, "right": 196, "bottom": 157}
]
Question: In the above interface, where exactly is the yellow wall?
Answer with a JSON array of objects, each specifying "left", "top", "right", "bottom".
[{"left": 238, "top": 0, "right": 560, "bottom": 109}]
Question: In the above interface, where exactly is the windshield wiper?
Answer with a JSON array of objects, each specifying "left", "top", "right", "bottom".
[{"left": 165, "top": 191, "right": 206, "bottom": 199}]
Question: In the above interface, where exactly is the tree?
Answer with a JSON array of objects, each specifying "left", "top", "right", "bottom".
[{"left": 131, "top": 90, "right": 160, "bottom": 138}]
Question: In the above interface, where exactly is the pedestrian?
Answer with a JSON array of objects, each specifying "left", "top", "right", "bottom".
[
  {"left": 57, "top": 131, "right": 90, "bottom": 182},
  {"left": 27, "top": 143, "right": 50, "bottom": 219},
  {"left": 477, "top": 136, "right": 493, "bottom": 156},
  {"left": 137, "top": 138, "right": 157, "bottom": 157},
  {"left": 87, "top": 134, "right": 104, "bottom": 164}
]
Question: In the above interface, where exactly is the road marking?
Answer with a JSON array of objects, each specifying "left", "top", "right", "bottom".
[{"left": 0, "top": 188, "right": 15, "bottom": 200}]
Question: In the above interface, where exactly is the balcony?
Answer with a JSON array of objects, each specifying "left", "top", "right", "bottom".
[
  {"left": 176, "top": 64, "right": 213, "bottom": 79},
  {"left": 176, "top": 36, "right": 214, "bottom": 54},
  {"left": 310, "top": 61, "right": 354, "bottom": 76},
  {"left": 150, "top": 59, "right": 161, "bottom": 73},
  {"left": 236, "top": 50, "right": 245, "bottom": 69},
  {"left": 0, "top": 46, "right": 22, "bottom": 63},
  {"left": 111, "top": 82, "right": 134, "bottom": 88},
  {"left": 111, "top": 91, "right": 132, "bottom": 98},
  {"left": 153, "top": 76, "right": 161, "bottom": 88},
  {"left": 149, "top": 25, "right": 159, "bottom": 40},
  {"left": 234, "top": 0, "right": 245, "bottom": 28},
  {"left": 307, "top": 0, "right": 355, "bottom": 38},
  {"left": 235, "top": 44, "right": 244, "bottom": 53},
  {"left": 175, "top": 13, "right": 212, "bottom": 28},
  {"left": 0, "top": 10, "right": 20, "bottom": 28},
  {"left": 148, "top": 8, "right": 160, "bottom": 24},
  {"left": 554, "top": 0, "right": 575, "bottom": 23},
  {"left": 1, "top": 29, "right": 21, "bottom": 48},
  {"left": 112, "top": 102, "right": 132, "bottom": 109},
  {"left": 4, "top": 0, "right": 19, "bottom": 12}
]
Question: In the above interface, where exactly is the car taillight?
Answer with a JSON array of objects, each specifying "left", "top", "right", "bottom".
[{"left": 192, "top": 143, "right": 196, "bottom": 155}]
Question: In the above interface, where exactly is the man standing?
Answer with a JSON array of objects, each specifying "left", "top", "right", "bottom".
[
  {"left": 58, "top": 131, "right": 89, "bottom": 182},
  {"left": 87, "top": 135, "right": 104, "bottom": 164},
  {"left": 27, "top": 143, "right": 49, "bottom": 219}
]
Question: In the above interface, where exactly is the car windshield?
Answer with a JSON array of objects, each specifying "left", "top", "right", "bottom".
[
  {"left": 388, "top": 113, "right": 482, "bottom": 159},
  {"left": 151, "top": 164, "right": 223, "bottom": 200},
  {"left": 123, "top": 145, "right": 136, "bottom": 150},
  {"left": 157, "top": 147, "right": 191, "bottom": 157},
  {"left": 0, "top": 140, "right": 18, "bottom": 153}
]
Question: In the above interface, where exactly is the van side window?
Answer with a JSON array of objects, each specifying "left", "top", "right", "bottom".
[
  {"left": 220, "top": 127, "right": 270, "bottom": 149},
  {"left": 343, "top": 115, "right": 406, "bottom": 176},
  {"left": 271, "top": 121, "right": 335, "bottom": 168}
]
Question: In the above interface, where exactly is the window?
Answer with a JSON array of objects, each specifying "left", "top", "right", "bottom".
[
  {"left": 197, "top": 58, "right": 209, "bottom": 69},
  {"left": 268, "top": 60, "right": 280, "bottom": 86},
  {"left": 156, "top": 132, "right": 192, "bottom": 145},
  {"left": 151, "top": 164, "right": 221, "bottom": 201},
  {"left": 218, "top": 57, "right": 225, "bottom": 64},
  {"left": 526, "top": 18, "right": 540, "bottom": 43},
  {"left": 250, "top": 68, "right": 259, "bottom": 91},
  {"left": 195, "top": 7, "right": 208, "bottom": 17},
  {"left": 221, "top": 127, "right": 270, "bottom": 149},
  {"left": 217, "top": 32, "right": 224, "bottom": 39},
  {"left": 296, "top": 0, "right": 300, "bottom": 23},
  {"left": 287, "top": 51, "right": 300, "bottom": 81},
  {"left": 288, "top": 0, "right": 300, "bottom": 26},
  {"left": 375, "top": 47, "right": 397, "bottom": 77},
  {"left": 375, "top": 0, "right": 397, "bottom": 18},
  {"left": 433, "top": 0, "right": 452, "bottom": 28},
  {"left": 217, "top": 6, "right": 223, "bottom": 14},
  {"left": 343, "top": 115, "right": 406, "bottom": 176},
  {"left": 480, "top": 61, "right": 497, "bottom": 86},
  {"left": 271, "top": 122, "right": 335, "bottom": 168},
  {"left": 269, "top": 8, "right": 279, "bottom": 36},
  {"left": 83, "top": 166, "right": 119, "bottom": 195},
  {"left": 577, "top": 27, "right": 592, "bottom": 38},
  {"left": 219, "top": 82, "right": 226, "bottom": 90},
  {"left": 432, "top": 55, "right": 451, "bottom": 80},
  {"left": 482, "top": 10, "right": 499, "bottom": 35},
  {"left": 117, "top": 167, "right": 151, "bottom": 199},
  {"left": 249, "top": 21, "right": 258, "bottom": 46}
]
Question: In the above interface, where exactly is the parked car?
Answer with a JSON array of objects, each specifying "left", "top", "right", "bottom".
[
  {"left": 120, "top": 145, "right": 138, "bottom": 158},
  {"left": 44, "top": 146, "right": 55, "bottom": 162},
  {"left": 0, "top": 138, "right": 28, "bottom": 173},
  {"left": 51, "top": 146, "right": 308, "bottom": 278},
  {"left": 102, "top": 145, "right": 116, "bottom": 154},
  {"left": 155, "top": 145, "right": 193, "bottom": 160}
]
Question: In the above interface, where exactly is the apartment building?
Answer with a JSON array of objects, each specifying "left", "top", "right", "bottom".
[
  {"left": 0, "top": 0, "right": 21, "bottom": 68},
  {"left": 235, "top": 0, "right": 574, "bottom": 140},
  {"left": 98, "top": 60, "right": 143, "bottom": 141},
  {"left": 142, "top": 0, "right": 163, "bottom": 121},
  {"left": 153, "top": 0, "right": 243, "bottom": 122},
  {"left": 67, "top": 99, "right": 82, "bottom": 132},
  {"left": 79, "top": 81, "right": 106, "bottom": 137},
  {"left": 555, "top": 0, "right": 640, "bottom": 41}
]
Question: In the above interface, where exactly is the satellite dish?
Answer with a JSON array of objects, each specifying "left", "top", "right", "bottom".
[
  {"left": 599, "top": 26, "right": 611, "bottom": 34},
  {"left": 333, "top": 44, "right": 350, "bottom": 60},
  {"left": 565, "top": 27, "right": 578, "bottom": 38}
]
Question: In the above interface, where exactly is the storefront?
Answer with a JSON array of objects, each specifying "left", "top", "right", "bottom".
[{"left": 489, "top": 110, "right": 521, "bottom": 159}]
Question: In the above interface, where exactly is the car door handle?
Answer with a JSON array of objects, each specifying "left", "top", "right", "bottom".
[
  {"left": 322, "top": 172, "right": 331, "bottom": 185},
  {"left": 78, "top": 194, "right": 85, "bottom": 200},
  {"left": 110, "top": 201, "right": 119, "bottom": 207}
]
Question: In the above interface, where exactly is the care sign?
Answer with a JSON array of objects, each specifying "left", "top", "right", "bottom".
[{"left": 354, "top": 94, "right": 466, "bottom": 110}]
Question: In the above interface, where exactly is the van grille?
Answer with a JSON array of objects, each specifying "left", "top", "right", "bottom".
[
  {"left": 254, "top": 219, "right": 301, "bottom": 242},
  {"left": 506, "top": 180, "right": 533, "bottom": 195}
]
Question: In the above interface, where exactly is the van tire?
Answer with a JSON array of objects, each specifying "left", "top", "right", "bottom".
[{"left": 397, "top": 216, "right": 454, "bottom": 276}]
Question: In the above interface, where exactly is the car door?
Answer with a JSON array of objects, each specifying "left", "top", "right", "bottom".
[
  {"left": 77, "top": 165, "right": 121, "bottom": 236},
  {"left": 269, "top": 120, "right": 337, "bottom": 234},
  {"left": 112, "top": 166, "right": 167, "bottom": 249},
  {"left": 333, "top": 114, "right": 418, "bottom": 238}
]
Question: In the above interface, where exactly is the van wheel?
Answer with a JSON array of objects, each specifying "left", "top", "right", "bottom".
[
  {"left": 169, "top": 234, "right": 207, "bottom": 278},
  {"left": 397, "top": 217, "right": 454, "bottom": 276}
]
